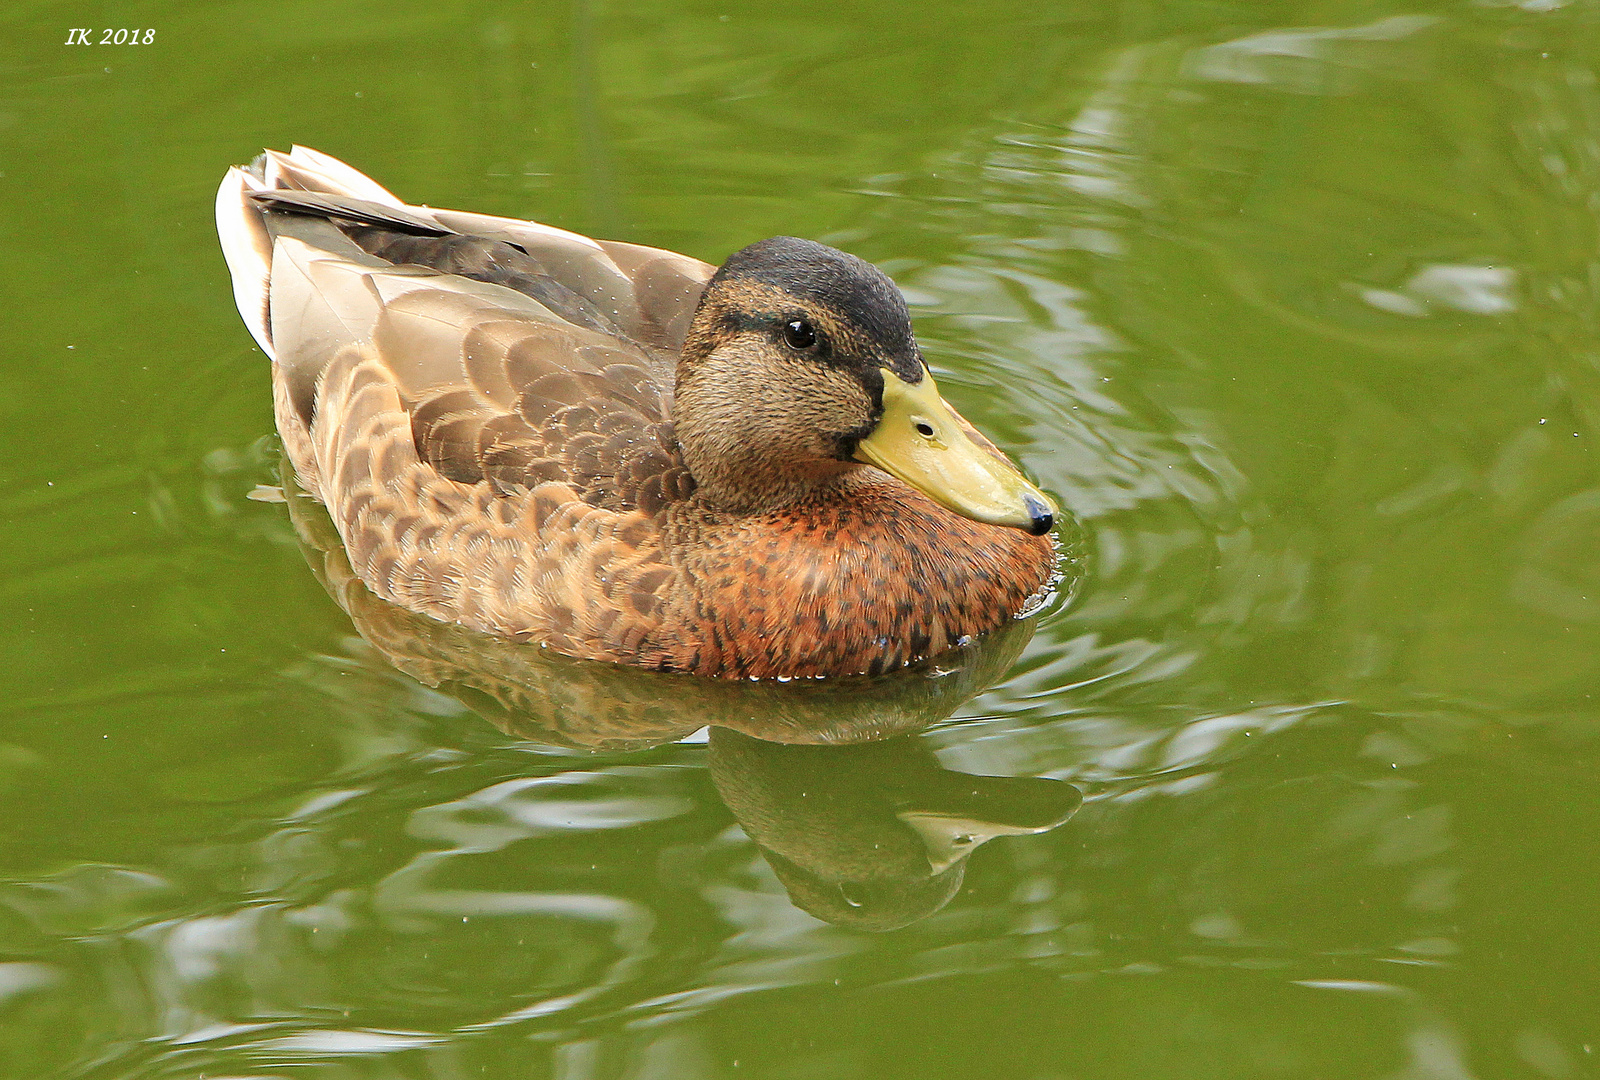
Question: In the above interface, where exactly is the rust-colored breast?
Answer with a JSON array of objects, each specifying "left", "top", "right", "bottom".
[{"left": 662, "top": 475, "right": 1057, "bottom": 679}]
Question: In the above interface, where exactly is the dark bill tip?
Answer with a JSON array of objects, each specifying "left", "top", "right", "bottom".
[{"left": 1023, "top": 494, "right": 1054, "bottom": 536}]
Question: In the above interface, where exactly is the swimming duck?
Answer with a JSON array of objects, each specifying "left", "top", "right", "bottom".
[{"left": 217, "top": 147, "right": 1056, "bottom": 680}]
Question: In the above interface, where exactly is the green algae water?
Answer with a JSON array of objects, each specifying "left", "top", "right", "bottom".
[{"left": 4, "top": 1, "right": 1600, "bottom": 1076}]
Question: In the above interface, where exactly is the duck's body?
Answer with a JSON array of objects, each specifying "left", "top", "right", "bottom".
[{"left": 217, "top": 147, "right": 1055, "bottom": 679}]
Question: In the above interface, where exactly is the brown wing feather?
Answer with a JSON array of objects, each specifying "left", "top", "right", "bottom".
[
  {"left": 595, "top": 239, "right": 718, "bottom": 351},
  {"left": 324, "top": 260, "right": 692, "bottom": 513},
  {"left": 285, "top": 339, "right": 703, "bottom": 668},
  {"left": 351, "top": 228, "right": 627, "bottom": 338},
  {"left": 258, "top": 183, "right": 713, "bottom": 519}
]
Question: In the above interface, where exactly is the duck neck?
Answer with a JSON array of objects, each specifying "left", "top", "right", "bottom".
[
  {"left": 674, "top": 407, "right": 859, "bottom": 516},
  {"left": 672, "top": 347, "right": 860, "bottom": 516}
]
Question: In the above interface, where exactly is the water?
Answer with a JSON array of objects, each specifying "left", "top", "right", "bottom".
[{"left": 3, "top": 0, "right": 1600, "bottom": 1076}]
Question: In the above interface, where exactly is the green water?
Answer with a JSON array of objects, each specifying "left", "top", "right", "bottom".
[{"left": 4, "top": 0, "right": 1600, "bottom": 1076}]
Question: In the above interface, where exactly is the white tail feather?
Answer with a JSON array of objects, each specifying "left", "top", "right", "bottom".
[
  {"left": 214, "top": 165, "right": 275, "bottom": 358},
  {"left": 286, "top": 145, "right": 404, "bottom": 205}
]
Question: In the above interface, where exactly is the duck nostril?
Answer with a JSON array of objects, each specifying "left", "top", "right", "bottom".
[{"left": 915, "top": 421, "right": 935, "bottom": 438}]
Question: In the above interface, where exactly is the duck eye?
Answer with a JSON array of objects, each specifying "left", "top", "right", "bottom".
[{"left": 781, "top": 318, "right": 817, "bottom": 350}]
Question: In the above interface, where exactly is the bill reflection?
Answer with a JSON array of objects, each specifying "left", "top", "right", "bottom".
[{"left": 710, "top": 729, "right": 1079, "bottom": 931}]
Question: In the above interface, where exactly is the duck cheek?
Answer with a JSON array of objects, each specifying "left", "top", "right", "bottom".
[{"left": 798, "top": 381, "right": 876, "bottom": 462}]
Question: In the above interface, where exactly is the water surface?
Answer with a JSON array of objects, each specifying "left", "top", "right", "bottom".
[{"left": 3, "top": 1, "right": 1600, "bottom": 1077}]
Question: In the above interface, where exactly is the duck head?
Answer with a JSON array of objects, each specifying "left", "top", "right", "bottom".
[{"left": 674, "top": 237, "right": 1055, "bottom": 534}]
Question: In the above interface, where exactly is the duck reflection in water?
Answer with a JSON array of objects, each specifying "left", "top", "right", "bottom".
[
  {"left": 710, "top": 729, "right": 1078, "bottom": 930},
  {"left": 286, "top": 471, "right": 1081, "bottom": 929}
]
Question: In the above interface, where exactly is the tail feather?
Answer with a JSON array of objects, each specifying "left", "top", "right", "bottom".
[
  {"left": 216, "top": 147, "right": 403, "bottom": 361},
  {"left": 215, "top": 165, "right": 274, "bottom": 357},
  {"left": 267, "top": 145, "right": 404, "bottom": 206},
  {"left": 250, "top": 188, "right": 450, "bottom": 238}
]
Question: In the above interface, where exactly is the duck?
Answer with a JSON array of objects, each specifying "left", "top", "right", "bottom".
[{"left": 216, "top": 146, "right": 1058, "bottom": 680}]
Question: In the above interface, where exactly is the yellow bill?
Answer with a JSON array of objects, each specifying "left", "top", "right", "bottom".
[{"left": 854, "top": 368, "right": 1056, "bottom": 535}]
